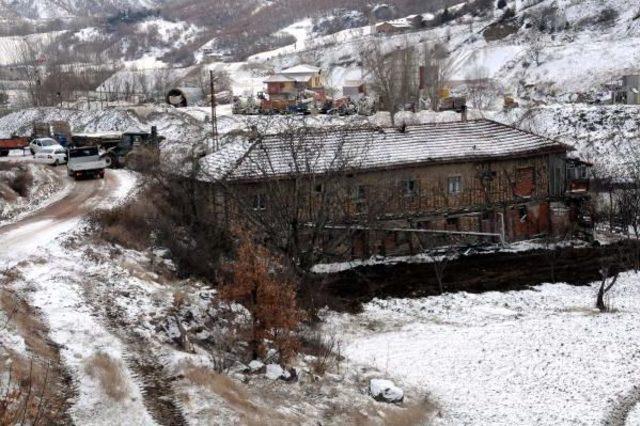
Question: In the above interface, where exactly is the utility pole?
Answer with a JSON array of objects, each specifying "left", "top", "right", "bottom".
[{"left": 209, "top": 70, "right": 219, "bottom": 152}]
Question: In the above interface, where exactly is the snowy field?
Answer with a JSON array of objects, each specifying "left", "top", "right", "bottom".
[{"left": 326, "top": 276, "right": 640, "bottom": 425}]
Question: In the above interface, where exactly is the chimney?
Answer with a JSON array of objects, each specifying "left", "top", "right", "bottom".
[{"left": 461, "top": 105, "right": 468, "bottom": 123}]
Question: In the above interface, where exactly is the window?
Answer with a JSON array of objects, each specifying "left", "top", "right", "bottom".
[
  {"left": 353, "top": 185, "right": 366, "bottom": 201},
  {"left": 314, "top": 183, "right": 323, "bottom": 194},
  {"left": 401, "top": 179, "right": 417, "bottom": 197},
  {"left": 448, "top": 176, "right": 462, "bottom": 194},
  {"left": 252, "top": 193, "right": 266, "bottom": 211}
]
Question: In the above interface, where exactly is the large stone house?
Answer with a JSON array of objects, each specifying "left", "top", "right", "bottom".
[{"left": 201, "top": 119, "right": 590, "bottom": 259}]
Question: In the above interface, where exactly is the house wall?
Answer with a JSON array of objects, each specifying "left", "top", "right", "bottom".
[
  {"left": 266, "top": 81, "right": 296, "bottom": 95},
  {"left": 216, "top": 153, "right": 573, "bottom": 259}
]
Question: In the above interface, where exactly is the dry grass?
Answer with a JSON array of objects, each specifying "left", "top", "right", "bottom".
[
  {"left": 0, "top": 288, "right": 57, "bottom": 366},
  {"left": 90, "top": 195, "right": 156, "bottom": 251},
  {"left": 84, "top": 353, "right": 129, "bottom": 402},
  {"left": 182, "top": 364, "right": 294, "bottom": 425},
  {"left": 327, "top": 398, "right": 436, "bottom": 426},
  {"left": 381, "top": 400, "right": 438, "bottom": 426},
  {"left": 0, "top": 286, "right": 74, "bottom": 424},
  {"left": 183, "top": 365, "right": 257, "bottom": 414}
]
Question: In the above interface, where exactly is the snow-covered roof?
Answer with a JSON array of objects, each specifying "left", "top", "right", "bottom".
[
  {"left": 264, "top": 74, "right": 295, "bottom": 83},
  {"left": 200, "top": 120, "right": 570, "bottom": 182},
  {"left": 281, "top": 64, "right": 321, "bottom": 75}
]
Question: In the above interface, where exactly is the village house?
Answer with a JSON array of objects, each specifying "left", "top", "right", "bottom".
[
  {"left": 375, "top": 21, "right": 413, "bottom": 34},
  {"left": 201, "top": 119, "right": 591, "bottom": 260},
  {"left": 263, "top": 74, "right": 298, "bottom": 101},
  {"left": 263, "top": 64, "right": 325, "bottom": 102}
]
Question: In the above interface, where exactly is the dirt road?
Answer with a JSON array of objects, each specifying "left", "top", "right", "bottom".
[{"left": 0, "top": 168, "right": 124, "bottom": 265}]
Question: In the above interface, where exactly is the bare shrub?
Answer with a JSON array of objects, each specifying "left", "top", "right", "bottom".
[
  {"left": 91, "top": 197, "right": 154, "bottom": 250},
  {"left": 0, "top": 359, "right": 62, "bottom": 425},
  {"left": 0, "top": 288, "right": 72, "bottom": 424},
  {"left": 220, "top": 231, "right": 303, "bottom": 363},
  {"left": 299, "top": 330, "right": 341, "bottom": 376},
  {"left": 8, "top": 167, "right": 33, "bottom": 198},
  {"left": 84, "top": 353, "right": 129, "bottom": 401}
]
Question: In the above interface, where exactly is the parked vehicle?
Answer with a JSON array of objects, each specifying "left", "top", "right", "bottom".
[
  {"left": 35, "top": 147, "right": 67, "bottom": 166},
  {"left": 32, "top": 121, "right": 72, "bottom": 147},
  {"left": 0, "top": 137, "right": 29, "bottom": 157},
  {"left": 70, "top": 127, "right": 161, "bottom": 168},
  {"left": 67, "top": 146, "right": 106, "bottom": 179},
  {"left": 30, "top": 138, "right": 63, "bottom": 155}
]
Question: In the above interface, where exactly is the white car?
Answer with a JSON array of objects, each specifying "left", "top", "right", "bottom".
[
  {"left": 35, "top": 147, "right": 67, "bottom": 166},
  {"left": 30, "top": 138, "right": 63, "bottom": 155}
]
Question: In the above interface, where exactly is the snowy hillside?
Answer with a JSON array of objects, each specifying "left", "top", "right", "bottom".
[
  {"left": 0, "top": 0, "right": 167, "bottom": 19},
  {"left": 241, "top": 0, "right": 640, "bottom": 99},
  {"left": 494, "top": 104, "right": 640, "bottom": 175}
]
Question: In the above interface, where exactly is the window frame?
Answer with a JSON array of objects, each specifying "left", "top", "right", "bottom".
[
  {"left": 252, "top": 193, "right": 267, "bottom": 211},
  {"left": 447, "top": 175, "right": 462, "bottom": 195},
  {"left": 401, "top": 179, "right": 418, "bottom": 198}
]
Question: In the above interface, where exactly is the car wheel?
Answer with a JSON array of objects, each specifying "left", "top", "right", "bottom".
[
  {"left": 30, "top": 148, "right": 35, "bottom": 155},
  {"left": 53, "top": 159, "right": 59, "bottom": 166}
]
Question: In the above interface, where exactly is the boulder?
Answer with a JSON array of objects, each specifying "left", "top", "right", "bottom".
[
  {"left": 369, "top": 379, "right": 404, "bottom": 403},
  {"left": 248, "top": 360, "right": 265, "bottom": 373},
  {"left": 265, "top": 364, "right": 291, "bottom": 380}
]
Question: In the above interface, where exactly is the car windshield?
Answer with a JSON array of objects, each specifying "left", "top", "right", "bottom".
[
  {"left": 40, "top": 139, "right": 56, "bottom": 146},
  {"left": 69, "top": 147, "right": 99, "bottom": 158}
]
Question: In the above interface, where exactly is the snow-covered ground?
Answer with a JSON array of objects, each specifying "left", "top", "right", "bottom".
[
  {"left": 0, "top": 161, "right": 71, "bottom": 225},
  {"left": 0, "top": 169, "right": 150, "bottom": 424},
  {"left": 326, "top": 276, "right": 640, "bottom": 425}
]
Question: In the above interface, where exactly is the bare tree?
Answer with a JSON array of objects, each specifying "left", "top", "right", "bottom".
[
  {"left": 206, "top": 117, "right": 386, "bottom": 272},
  {"left": 596, "top": 266, "right": 619, "bottom": 312},
  {"left": 465, "top": 65, "right": 499, "bottom": 116},
  {"left": 196, "top": 68, "right": 231, "bottom": 100},
  {"left": 16, "top": 40, "right": 45, "bottom": 107},
  {"left": 420, "top": 42, "right": 453, "bottom": 111},
  {"left": 361, "top": 38, "right": 419, "bottom": 124}
]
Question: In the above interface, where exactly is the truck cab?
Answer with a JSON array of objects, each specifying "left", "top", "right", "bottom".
[{"left": 67, "top": 146, "right": 107, "bottom": 180}]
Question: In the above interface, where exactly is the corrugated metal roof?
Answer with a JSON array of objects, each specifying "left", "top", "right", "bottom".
[{"left": 200, "top": 120, "right": 570, "bottom": 182}]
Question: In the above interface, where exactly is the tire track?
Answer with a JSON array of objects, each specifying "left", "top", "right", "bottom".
[
  {"left": 603, "top": 386, "right": 640, "bottom": 426},
  {"left": 91, "top": 285, "right": 188, "bottom": 426}
]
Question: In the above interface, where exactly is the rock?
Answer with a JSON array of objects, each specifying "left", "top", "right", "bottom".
[
  {"left": 248, "top": 360, "right": 265, "bottom": 373},
  {"left": 265, "top": 364, "right": 291, "bottom": 381},
  {"left": 266, "top": 364, "right": 285, "bottom": 380},
  {"left": 282, "top": 367, "right": 298, "bottom": 383},
  {"left": 369, "top": 379, "right": 404, "bottom": 403}
]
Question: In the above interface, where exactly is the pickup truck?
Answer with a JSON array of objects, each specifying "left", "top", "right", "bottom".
[
  {"left": 66, "top": 146, "right": 107, "bottom": 180},
  {"left": 0, "top": 137, "right": 29, "bottom": 157}
]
